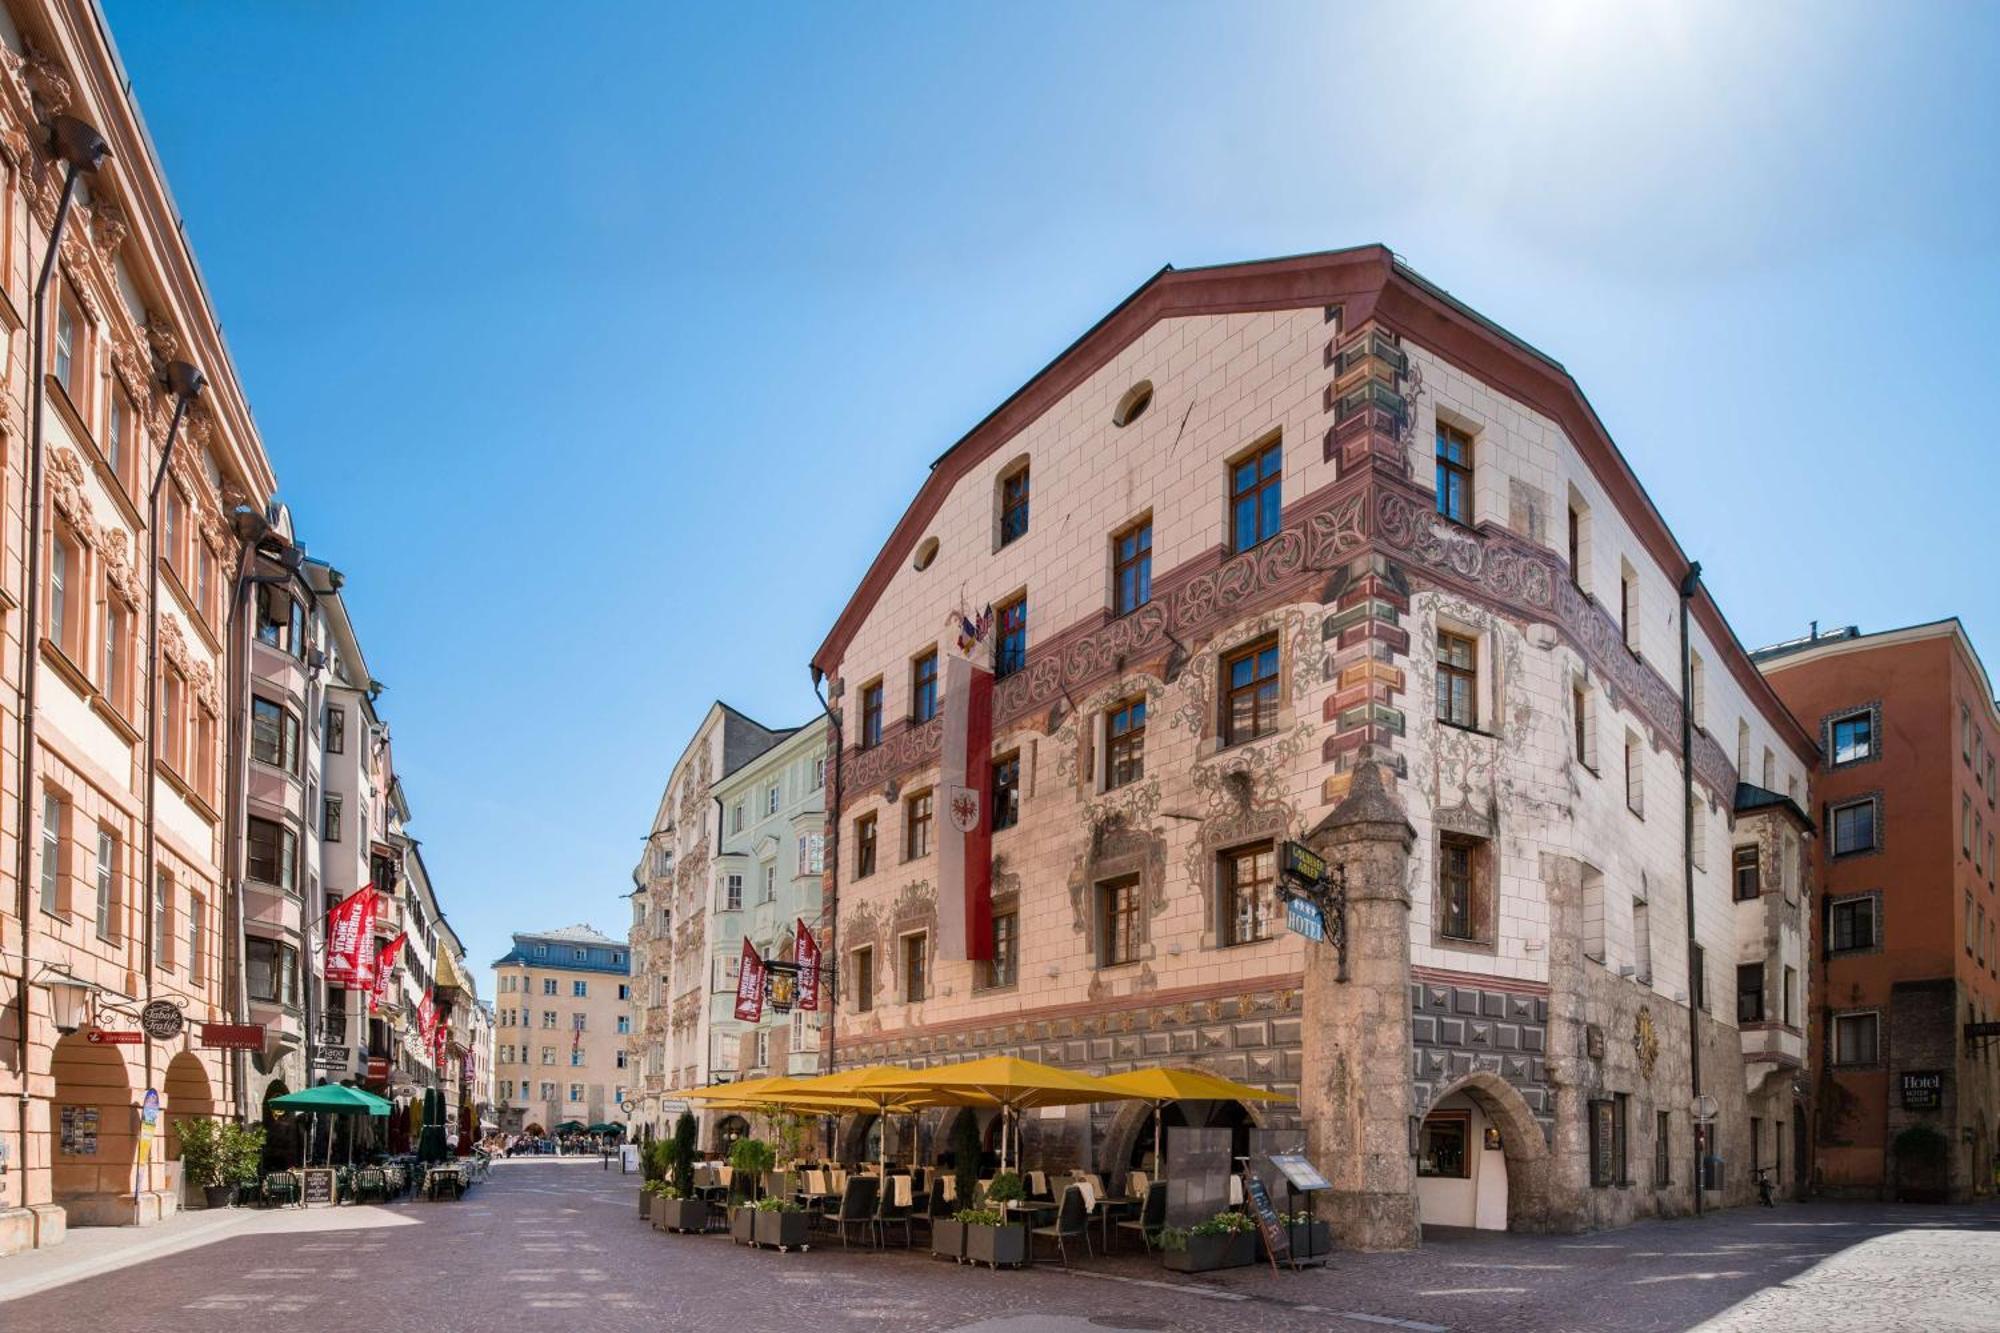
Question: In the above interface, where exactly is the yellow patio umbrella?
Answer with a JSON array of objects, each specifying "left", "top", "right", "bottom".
[
  {"left": 780, "top": 1065, "right": 995, "bottom": 1175},
  {"left": 893, "top": 1056, "right": 1141, "bottom": 1173},
  {"left": 1097, "top": 1067, "right": 1296, "bottom": 1180}
]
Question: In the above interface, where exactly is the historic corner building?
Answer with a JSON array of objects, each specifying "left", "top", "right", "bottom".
[
  {"left": 625, "top": 706, "right": 828, "bottom": 1148},
  {"left": 1756, "top": 619, "right": 2000, "bottom": 1202},
  {"left": 493, "top": 926, "right": 633, "bottom": 1137},
  {"left": 808, "top": 246, "right": 1817, "bottom": 1247}
]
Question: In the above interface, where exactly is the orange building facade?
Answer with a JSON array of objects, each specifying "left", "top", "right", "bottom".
[{"left": 1757, "top": 620, "right": 2000, "bottom": 1200}]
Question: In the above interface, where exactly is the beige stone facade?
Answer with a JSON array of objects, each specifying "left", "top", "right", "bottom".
[
  {"left": 493, "top": 926, "right": 633, "bottom": 1134},
  {"left": 810, "top": 248, "right": 1818, "bottom": 1242}
]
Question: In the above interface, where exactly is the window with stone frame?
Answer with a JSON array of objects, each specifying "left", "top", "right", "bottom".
[
  {"left": 1830, "top": 796, "right": 1878, "bottom": 857},
  {"left": 1732, "top": 845, "right": 1760, "bottom": 901},
  {"left": 859, "top": 679, "right": 884, "bottom": 749},
  {"left": 48, "top": 522, "right": 85, "bottom": 665},
  {"left": 902, "top": 932, "right": 927, "bottom": 1003},
  {"left": 1112, "top": 516, "right": 1152, "bottom": 616},
  {"left": 854, "top": 812, "right": 878, "bottom": 878},
  {"left": 1228, "top": 437, "right": 1283, "bottom": 553},
  {"left": 1436, "top": 628, "right": 1478, "bottom": 729},
  {"left": 1434, "top": 421, "right": 1473, "bottom": 525},
  {"left": 998, "top": 462, "right": 1030, "bottom": 547},
  {"left": 980, "top": 909, "right": 1017, "bottom": 991},
  {"left": 1624, "top": 731, "right": 1644, "bottom": 817},
  {"left": 851, "top": 945, "right": 874, "bottom": 1013},
  {"left": 1219, "top": 843, "right": 1274, "bottom": 946},
  {"left": 990, "top": 753, "right": 1020, "bottom": 831},
  {"left": 904, "top": 789, "right": 933, "bottom": 860},
  {"left": 995, "top": 594, "right": 1028, "bottom": 679},
  {"left": 1221, "top": 637, "right": 1280, "bottom": 747},
  {"left": 1829, "top": 707, "right": 1876, "bottom": 766},
  {"left": 246, "top": 816, "right": 296, "bottom": 891},
  {"left": 1572, "top": 678, "right": 1596, "bottom": 770},
  {"left": 1736, "top": 962, "right": 1765, "bottom": 1024},
  {"left": 1436, "top": 833, "right": 1495, "bottom": 946},
  {"left": 39, "top": 787, "right": 69, "bottom": 917},
  {"left": 1653, "top": 1110, "right": 1672, "bottom": 1187},
  {"left": 1106, "top": 696, "right": 1147, "bottom": 790},
  {"left": 1099, "top": 876, "right": 1142, "bottom": 967},
  {"left": 1831, "top": 1011, "right": 1879, "bottom": 1066},
  {"left": 910, "top": 649, "right": 939, "bottom": 724},
  {"left": 1588, "top": 1095, "right": 1628, "bottom": 1187}
]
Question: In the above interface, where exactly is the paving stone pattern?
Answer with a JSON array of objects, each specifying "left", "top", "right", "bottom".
[{"left": 1, "top": 1158, "right": 1995, "bottom": 1333}]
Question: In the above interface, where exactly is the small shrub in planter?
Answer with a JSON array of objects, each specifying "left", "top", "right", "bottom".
[
  {"left": 177, "top": 1117, "right": 233, "bottom": 1209},
  {"left": 958, "top": 1206, "right": 1027, "bottom": 1269},
  {"left": 651, "top": 1186, "right": 709, "bottom": 1234},
  {"left": 1161, "top": 1212, "right": 1258, "bottom": 1273},
  {"left": 1276, "top": 1211, "right": 1330, "bottom": 1258},
  {"left": 983, "top": 1171, "right": 1027, "bottom": 1206},
  {"left": 752, "top": 1198, "right": 811, "bottom": 1251}
]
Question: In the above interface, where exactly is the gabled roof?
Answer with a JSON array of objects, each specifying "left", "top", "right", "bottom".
[{"left": 805, "top": 245, "right": 1815, "bottom": 762}]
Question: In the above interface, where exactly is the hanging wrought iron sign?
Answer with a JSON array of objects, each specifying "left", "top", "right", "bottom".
[
  {"left": 139, "top": 1000, "right": 185, "bottom": 1041},
  {"left": 1277, "top": 840, "right": 1350, "bottom": 981}
]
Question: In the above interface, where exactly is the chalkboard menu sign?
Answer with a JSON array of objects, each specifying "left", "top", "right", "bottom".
[
  {"left": 1239, "top": 1168, "right": 1290, "bottom": 1273},
  {"left": 302, "top": 1168, "right": 336, "bottom": 1206}
]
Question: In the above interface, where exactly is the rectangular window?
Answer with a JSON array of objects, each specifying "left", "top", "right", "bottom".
[
  {"left": 1832, "top": 1012, "right": 1879, "bottom": 1066},
  {"left": 94, "top": 829, "right": 118, "bottom": 942},
  {"left": 1733, "top": 845, "right": 1760, "bottom": 901},
  {"left": 251, "top": 696, "right": 301, "bottom": 773},
  {"left": 911, "top": 650, "right": 939, "bottom": 723},
  {"left": 155, "top": 872, "right": 172, "bottom": 971},
  {"left": 255, "top": 585, "right": 304, "bottom": 656},
  {"left": 1112, "top": 518, "right": 1152, "bottom": 616},
  {"left": 905, "top": 789, "right": 933, "bottom": 860},
  {"left": 542, "top": 978, "right": 557, "bottom": 996},
  {"left": 1829, "top": 895, "right": 1878, "bottom": 952},
  {"left": 246, "top": 937, "right": 298, "bottom": 1006},
  {"left": 1434, "top": 422, "right": 1473, "bottom": 524},
  {"left": 48, "top": 533, "right": 71, "bottom": 656},
  {"left": 903, "top": 933, "right": 926, "bottom": 1003},
  {"left": 325, "top": 706, "right": 345, "bottom": 753},
  {"left": 852, "top": 946, "right": 874, "bottom": 1013},
  {"left": 1589, "top": 1097, "right": 1628, "bottom": 1187},
  {"left": 1221, "top": 637, "right": 1280, "bottom": 746},
  {"left": 991, "top": 753, "right": 1020, "bottom": 832},
  {"left": 1632, "top": 897, "right": 1652, "bottom": 983},
  {"left": 1831, "top": 710, "right": 1873, "bottom": 765},
  {"left": 246, "top": 817, "right": 297, "bottom": 890},
  {"left": 1689, "top": 651, "right": 1706, "bottom": 730},
  {"left": 1830, "top": 799, "right": 1877, "bottom": 856},
  {"left": 1100, "top": 876, "right": 1141, "bottom": 966},
  {"left": 1439, "top": 835, "right": 1478, "bottom": 942},
  {"left": 1436, "top": 630, "right": 1478, "bottom": 729},
  {"left": 106, "top": 385, "right": 128, "bottom": 478},
  {"left": 1229, "top": 439, "right": 1283, "bottom": 553},
  {"left": 573, "top": 980, "right": 588, "bottom": 998},
  {"left": 323, "top": 795, "right": 342, "bottom": 842},
  {"left": 1654, "top": 1110, "right": 1672, "bottom": 1187},
  {"left": 188, "top": 893, "right": 205, "bottom": 985},
  {"left": 983, "top": 911, "right": 1017, "bottom": 990},
  {"left": 1417, "top": 1111, "right": 1469, "bottom": 1179},
  {"left": 855, "top": 813, "right": 878, "bottom": 878},
  {"left": 1573, "top": 682, "right": 1592, "bottom": 767},
  {"left": 998, "top": 464, "right": 1030, "bottom": 546},
  {"left": 1568, "top": 499, "right": 1587, "bottom": 590},
  {"left": 53, "top": 294, "right": 76, "bottom": 394},
  {"left": 1620, "top": 562, "right": 1639, "bottom": 654},
  {"left": 1783, "top": 966, "right": 1797, "bottom": 1027},
  {"left": 101, "top": 600, "right": 126, "bottom": 710},
  {"left": 1691, "top": 943, "right": 1707, "bottom": 1012},
  {"left": 1737, "top": 963, "right": 1765, "bottom": 1024},
  {"left": 1106, "top": 697, "right": 1146, "bottom": 789},
  {"left": 761, "top": 863, "right": 776, "bottom": 901},
  {"left": 723, "top": 873, "right": 743, "bottom": 911},
  {"left": 860, "top": 681, "right": 884, "bottom": 749},
  {"left": 1221, "top": 844, "right": 1274, "bottom": 946},
  {"left": 39, "top": 790, "right": 64, "bottom": 916},
  {"left": 995, "top": 594, "right": 1028, "bottom": 679},
  {"left": 1624, "top": 732, "right": 1644, "bottom": 817},
  {"left": 730, "top": 802, "right": 744, "bottom": 834}
]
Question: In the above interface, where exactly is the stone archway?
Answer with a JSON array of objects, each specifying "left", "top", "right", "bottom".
[
  {"left": 50, "top": 1030, "right": 140, "bottom": 1226},
  {"left": 162, "top": 1052, "right": 217, "bottom": 1164},
  {"left": 1424, "top": 1070, "right": 1553, "bottom": 1232}
]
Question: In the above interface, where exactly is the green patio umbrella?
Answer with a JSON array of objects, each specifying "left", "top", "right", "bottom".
[
  {"left": 587, "top": 1123, "right": 623, "bottom": 1136},
  {"left": 269, "top": 1084, "right": 393, "bottom": 1116},
  {"left": 555, "top": 1119, "right": 588, "bottom": 1133}
]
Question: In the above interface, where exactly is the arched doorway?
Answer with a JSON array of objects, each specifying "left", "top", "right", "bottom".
[
  {"left": 162, "top": 1053, "right": 217, "bottom": 1170},
  {"left": 49, "top": 1030, "right": 139, "bottom": 1225},
  {"left": 1100, "top": 1091, "right": 1261, "bottom": 1181},
  {"left": 1417, "top": 1072, "right": 1551, "bottom": 1232}
]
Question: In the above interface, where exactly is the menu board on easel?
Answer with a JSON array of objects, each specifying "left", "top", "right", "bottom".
[
  {"left": 1239, "top": 1168, "right": 1291, "bottom": 1273},
  {"left": 302, "top": 1168, "right": 336, "bottom": 1206}
]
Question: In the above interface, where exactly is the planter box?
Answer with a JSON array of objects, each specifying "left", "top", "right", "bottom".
[
  {"left": 639, "top": 1192, "right": 654, "bottom": 1221},
  {"left": 655, "top": 1198, "right": 709, "bottom": 1234},
  {"left": 201, "top": 1184, "right": 235, "bottom": 1210},
  {"left": 753, "top": 1209, "right": 811, "bottom": 1251},
  {"left": 1285, "top": 1221, "right": 1331, "bottom": 1258},
  {"left": 964, "top": 1222, "right": 1027, "bottom": 1270},
  {"left": 730, "top": 1206, "right": 756, "bottom": 1245},
  {"left": 931, "top": 1218, "right": 966, "bottom": 1261},
  {"left": 1164, "top": 1231, "right": 1256, "bottom": 1273}
]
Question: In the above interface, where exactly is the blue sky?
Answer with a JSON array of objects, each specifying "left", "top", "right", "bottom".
[{"left": 100, "top": 1, "right": 1999, "bottom": 990}]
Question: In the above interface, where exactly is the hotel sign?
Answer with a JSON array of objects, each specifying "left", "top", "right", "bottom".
[{"left": 1899, "top": 1070, "right": 1944, "bottom": 1110}]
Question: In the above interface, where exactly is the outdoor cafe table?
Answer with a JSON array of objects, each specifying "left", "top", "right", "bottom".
[{"left": 426, "top": 1163, "right": 466, "bottom": 1200}]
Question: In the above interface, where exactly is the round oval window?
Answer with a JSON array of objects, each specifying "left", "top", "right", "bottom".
[
  {"left": 913, "top": 536, "right": 940, "bottom": 571},
  {"left": 1113, "top": 380, "right": 1154, "bottom": 427}
]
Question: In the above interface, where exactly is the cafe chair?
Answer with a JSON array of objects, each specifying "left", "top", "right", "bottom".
[
  {"left": 875, "top": 1173, "right": 914, "bottom": 1249},
  {"left": 833, "top": 1175, "right": 880, "bottom": 1250},
  {"left": 1115, "top": 1181, "right": 1168, "bottom": 1255},
  {"left": 1031, "top": 1184, "right": 1092, "bottom": 1269}
]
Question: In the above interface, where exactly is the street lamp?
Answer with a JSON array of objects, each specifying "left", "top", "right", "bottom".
[{"left": 33, "top": 964, "right": 97, "bottom": 1035}]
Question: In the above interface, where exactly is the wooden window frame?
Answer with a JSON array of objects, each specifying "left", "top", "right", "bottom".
[
  {"left": 998, "top": 463, "right": 1030, "bottom": 547},
  {"left": 854, "top": 812, "right": 878, "bottom": 879},
  {"left": 980, "top": 910, "right": 1017, "bottom": 991},
  {"left": 1219, "top": 843, "right": 1275, "bottom": 946},
  {"left": 995, "top": 594, "right": 1028, "bottom": 680},
  {"left": 1106, "top": 696, "right": 1146, "bottom": 790},
  {"left": 1099, "top": 875, "right": 1142, "bottom": 967},
  {"left": 1112, "top": 517, "right": 1152, "bottom": 616},
  {"left": 1220, "top": 636, "right": 1280, "bottom": 747},
  {"left": 851, "top": 946, "right": 874, "bottom": 1013},
  {"left": 990, "top": 753, "right": 1020, "bottom": 832},
  {"left": 904, "top": 788, "right": 934, "bottom": 861},
  {"left": 1436, "top": 629, "right": 1478, "bottom": 730},
  {"left": 902, "top": 931, "right": 927, "bottom": 1004},
  {"left": 1228, "top": 438, "right": 1283, "bottom": 554},
  {"left": 1434, "top": 421, "right": 1473, "bottom": 525},
  {"left": 859, "top": 679, "right": 884, "bottom": 750},
  {"left": 1830, "top": 797, "right": 1877, "bottom": 857},
  {"left": 910, "top": 650, "right": 938, "bottom": 724},
  {"left": 1417, "top": 1110, "right": 1471, "bottom": 1179},
  {"left": 1736, "top": 962, "right": 1765, "bottom": 1024},
  {"left": 1732, "top": 845, "right": 1761, "bottom": 902}
]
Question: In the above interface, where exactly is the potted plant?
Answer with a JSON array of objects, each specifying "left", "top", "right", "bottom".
[
  {"left": 224, "top": 1123, "right": 266, "bottom": 1206},
  {"left": 752, "top": 1197, "right": 811, "bottom": 1251},
  {"left": 178, "top": 1117, "right": 234, "bottom": 1209},
  {"left": 959, "top": 1206, "right": 1027, "bottom": 1269},
  {"left": 1277, "top": 1209, "right": 1330, "bottom": 1258},
  {"left": 931, "top": 1209, "right": 967, "bottom": 1261},
  {"left": 639, "top": 1140, "right": 670, "bottom": 1220},
  {"left": 984, "top": 1170, "right": 1026, "bottom": 1208},
  {"left": 670, "top": 1113, "right": 698, "bottom": 1201},
  {"left": 1162, "top": 1211, "right": 1258, "bottom": 1273},
  {"left": 652, "top": 1181, "right": 709, "bottom": 1234}
]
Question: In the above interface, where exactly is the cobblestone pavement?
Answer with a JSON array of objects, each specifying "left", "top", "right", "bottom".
[{"left": 2, "top": 1159, "right": 1995, "bottom": 1332}]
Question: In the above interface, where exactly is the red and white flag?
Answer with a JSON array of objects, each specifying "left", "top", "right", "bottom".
[
  {"left": 938, "top": 609, "right": 995, "bottom": 961},
  {"left": 796, "top": 919, "right": 821, "bottom": 1012},
  {"left": 369, "top": 932, "right": 406, "bottom": 1013},
  {"left": 324, "top": 885, "right": 378, "bottom": 988},
  {"left": 734, "top": 937, "right": 765, "bottom": 1022},
  {"left": 416, "top": 987, "right": 435, "bottom": 1044}
]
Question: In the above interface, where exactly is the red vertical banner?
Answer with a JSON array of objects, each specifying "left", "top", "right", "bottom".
[
  {"left": 369, "top": 932, "right": 406, "bottom": 1013},
  {"left": 734, "top": 937, "right": 765, "bottom": 1022},
  {"left": 416, "top": 987, "right": 435, "bottom": 1048},
  {"left": 323, "top": 885, "right": 376, "bottom": 987},
  {"left": 796, "top": 919, "right": 820, "bottom": 1012}
]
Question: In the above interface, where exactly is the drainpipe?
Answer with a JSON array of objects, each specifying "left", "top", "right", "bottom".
[
  {"left": 139, "top": 361, "right": 205, "bottom": 1101},
  {"left": 11, "top": 115, "right": 109, "bottom": 1180},
  {"left": 1678, "top": 561, "right": 1703, "bottom": 1216},
  {"left": 812, "top": 668, "right": 841, "bottom": 1077}
]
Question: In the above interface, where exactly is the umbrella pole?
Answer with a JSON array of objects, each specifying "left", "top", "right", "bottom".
[{"left": 1154, "top": 1100, "right": 1163, "bottom": 1181}]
